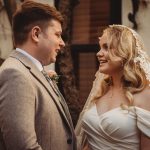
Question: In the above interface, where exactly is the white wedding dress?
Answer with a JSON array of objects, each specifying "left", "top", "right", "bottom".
[{"left": 82, "top": 104, "right": 150, "bottom": 150}]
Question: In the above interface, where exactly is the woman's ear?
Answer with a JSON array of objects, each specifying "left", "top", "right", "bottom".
[{"left": 31, "top": 26, "right": 41, "bottom": 43}]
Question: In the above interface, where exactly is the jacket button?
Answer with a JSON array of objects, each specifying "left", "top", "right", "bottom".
[{"left": 67, "top": 138, "right": 72, "bottom": 144}]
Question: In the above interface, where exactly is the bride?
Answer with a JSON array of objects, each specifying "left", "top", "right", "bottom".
[{"left": 75, "top": 25, "right": 150, "bottom": 150}]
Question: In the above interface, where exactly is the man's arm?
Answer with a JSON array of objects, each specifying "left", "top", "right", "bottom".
[{"left": 0, "top": 68, "right": 42, "bottom": 150}]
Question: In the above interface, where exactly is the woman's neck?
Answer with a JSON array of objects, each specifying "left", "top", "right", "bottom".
[{"left": 111, "top": 75, "right": 123, "bottom": 89}]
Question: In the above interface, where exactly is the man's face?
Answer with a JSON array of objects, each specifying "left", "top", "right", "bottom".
[{"left": 38, "top": 19, "right": 65, "bottom": 65}]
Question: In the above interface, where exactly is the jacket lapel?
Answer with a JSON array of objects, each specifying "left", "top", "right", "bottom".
[
  {"left": 30, "top": 68, "right": 73, "bottom": 130},
  {"left": 9, "top": 50, "right": 73, "bottom": 132},
  {"left": 53, "top": 84, "right": 74, "bottom": 127}
]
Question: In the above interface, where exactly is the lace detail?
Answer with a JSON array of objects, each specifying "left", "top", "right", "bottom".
[{"left": 134, "top": 50, "right": 150, "bottom": 83}]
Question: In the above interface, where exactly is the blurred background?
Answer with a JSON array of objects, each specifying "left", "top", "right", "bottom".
[{"left": 0, "top": 0, "right": 150, "bottom": 125}]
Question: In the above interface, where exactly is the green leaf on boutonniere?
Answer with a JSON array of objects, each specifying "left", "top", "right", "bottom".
[{"left": 50, "top": 75, "right": 61, "bottom": 84}]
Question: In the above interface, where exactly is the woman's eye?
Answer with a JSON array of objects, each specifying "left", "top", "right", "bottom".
[{"left": 103, "top": 44, "right": 108, "bottom": 50}]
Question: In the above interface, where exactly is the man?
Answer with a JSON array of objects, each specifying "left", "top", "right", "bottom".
[{"left": 0, "top": 1, "right": 76, "bottom": 150}]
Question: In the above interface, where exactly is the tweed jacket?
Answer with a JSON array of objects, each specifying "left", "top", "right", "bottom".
[{"left": 0, "top": 50, "right": 76, "bottom": 150}]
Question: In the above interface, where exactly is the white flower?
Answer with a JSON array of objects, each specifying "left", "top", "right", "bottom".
[{"left": 47, "top": 70, "right": 60, "bottom": 84}]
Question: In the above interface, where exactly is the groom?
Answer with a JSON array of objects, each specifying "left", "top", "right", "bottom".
[{"left": 0, "top": 1, "right": 76, "bottom": 150}]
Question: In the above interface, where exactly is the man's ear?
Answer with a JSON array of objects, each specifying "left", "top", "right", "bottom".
[{"left": 31, "top": 26, "right": 41, "bottom": 43}]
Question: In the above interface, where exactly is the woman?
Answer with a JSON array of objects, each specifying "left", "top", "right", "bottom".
[{"left": 75, "top": 25, "right": 150, "bottom": 150}]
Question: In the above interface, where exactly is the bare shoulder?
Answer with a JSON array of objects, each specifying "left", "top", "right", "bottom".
[{"left": 133, "top": 87, "right": 150, "bottom": 111}]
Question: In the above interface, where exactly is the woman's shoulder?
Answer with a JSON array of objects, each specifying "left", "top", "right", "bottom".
[{"left": 133, "top": 87, "right": 150, "bottom": 111}]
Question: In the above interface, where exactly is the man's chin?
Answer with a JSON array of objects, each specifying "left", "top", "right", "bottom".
[
  {"left": 42, "top": 60, "right": 55, "bottom": 66},
  {"left": 49, "top": 58, "right": 56, "bottom": 64}
]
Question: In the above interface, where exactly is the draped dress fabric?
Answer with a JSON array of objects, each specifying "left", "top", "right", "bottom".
[{"left": 82, "top": 104, "right": 150, "bottom": 150}]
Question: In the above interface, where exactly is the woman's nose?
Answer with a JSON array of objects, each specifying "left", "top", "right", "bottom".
[{"left": 96, "top": 50, "right": 103, "bottom": 57}]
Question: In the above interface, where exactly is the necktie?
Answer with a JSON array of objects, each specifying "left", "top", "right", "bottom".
[
  {"left": 41, "top": 70, "right": 74, "bottom": 131},
  {"left": 41, "top": 70, "right": 59, "bottom": 95},
  {"left": 41, "top": 70, "right": 69, "bottom": 115}
]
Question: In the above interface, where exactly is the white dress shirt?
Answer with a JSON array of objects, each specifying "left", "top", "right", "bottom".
[{"left": 16, "top": 48, "right": 43, "bottom": 71}]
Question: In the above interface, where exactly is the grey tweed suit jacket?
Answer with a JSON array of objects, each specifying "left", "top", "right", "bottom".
[{"left": 0, "top": 50, "right": 76, "bottom": 150}]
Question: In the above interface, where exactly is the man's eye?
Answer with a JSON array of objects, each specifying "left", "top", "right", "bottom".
[{"left": 56, "top": 34, "right": 61, "bottom": 38}]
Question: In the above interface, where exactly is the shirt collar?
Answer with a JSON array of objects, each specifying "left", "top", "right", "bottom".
[{"left": 16, "top": 48, "right": 43, "bottom": 71}]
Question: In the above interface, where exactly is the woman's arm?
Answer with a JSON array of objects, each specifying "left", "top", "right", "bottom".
[
  {"left": 141, "top": 133, "right": 150, "bottom": 150},
  {"left": 135, "top": 87, "right": 150, "bottom": 150}
]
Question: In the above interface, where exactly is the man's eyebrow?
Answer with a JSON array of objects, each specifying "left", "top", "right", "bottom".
[{"left": 56, "top": 31, "right": 62, "bottom": 34}]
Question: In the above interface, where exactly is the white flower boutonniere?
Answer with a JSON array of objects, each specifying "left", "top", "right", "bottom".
[{"left": 47, "top": 70, "right": 60, "bottom": 84}]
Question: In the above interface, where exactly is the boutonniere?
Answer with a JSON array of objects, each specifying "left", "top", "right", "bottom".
[{"left": 47, "top": 70, "right": 60, "bottom": 84}]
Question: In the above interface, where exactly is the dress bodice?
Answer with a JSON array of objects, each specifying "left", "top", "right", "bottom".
[{"left": 82, "top": 104, "right": 150, "bottom": 150}]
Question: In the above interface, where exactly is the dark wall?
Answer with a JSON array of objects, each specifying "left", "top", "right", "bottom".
[{"left": 110, "top": 0, "right": 122, "bottom": 24}]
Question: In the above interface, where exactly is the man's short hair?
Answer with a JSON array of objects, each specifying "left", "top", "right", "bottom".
[{"left": 12, "top": 0, "right": 63, "bottom": 46}]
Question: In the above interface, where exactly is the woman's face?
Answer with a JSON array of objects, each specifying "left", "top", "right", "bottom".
[{"left": 96, "top": 32, "right": 123, "bottom": 76}]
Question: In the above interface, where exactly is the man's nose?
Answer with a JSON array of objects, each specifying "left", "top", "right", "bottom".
[{"left": 60, "top": 39, "right": 65, "bottom": 48}]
